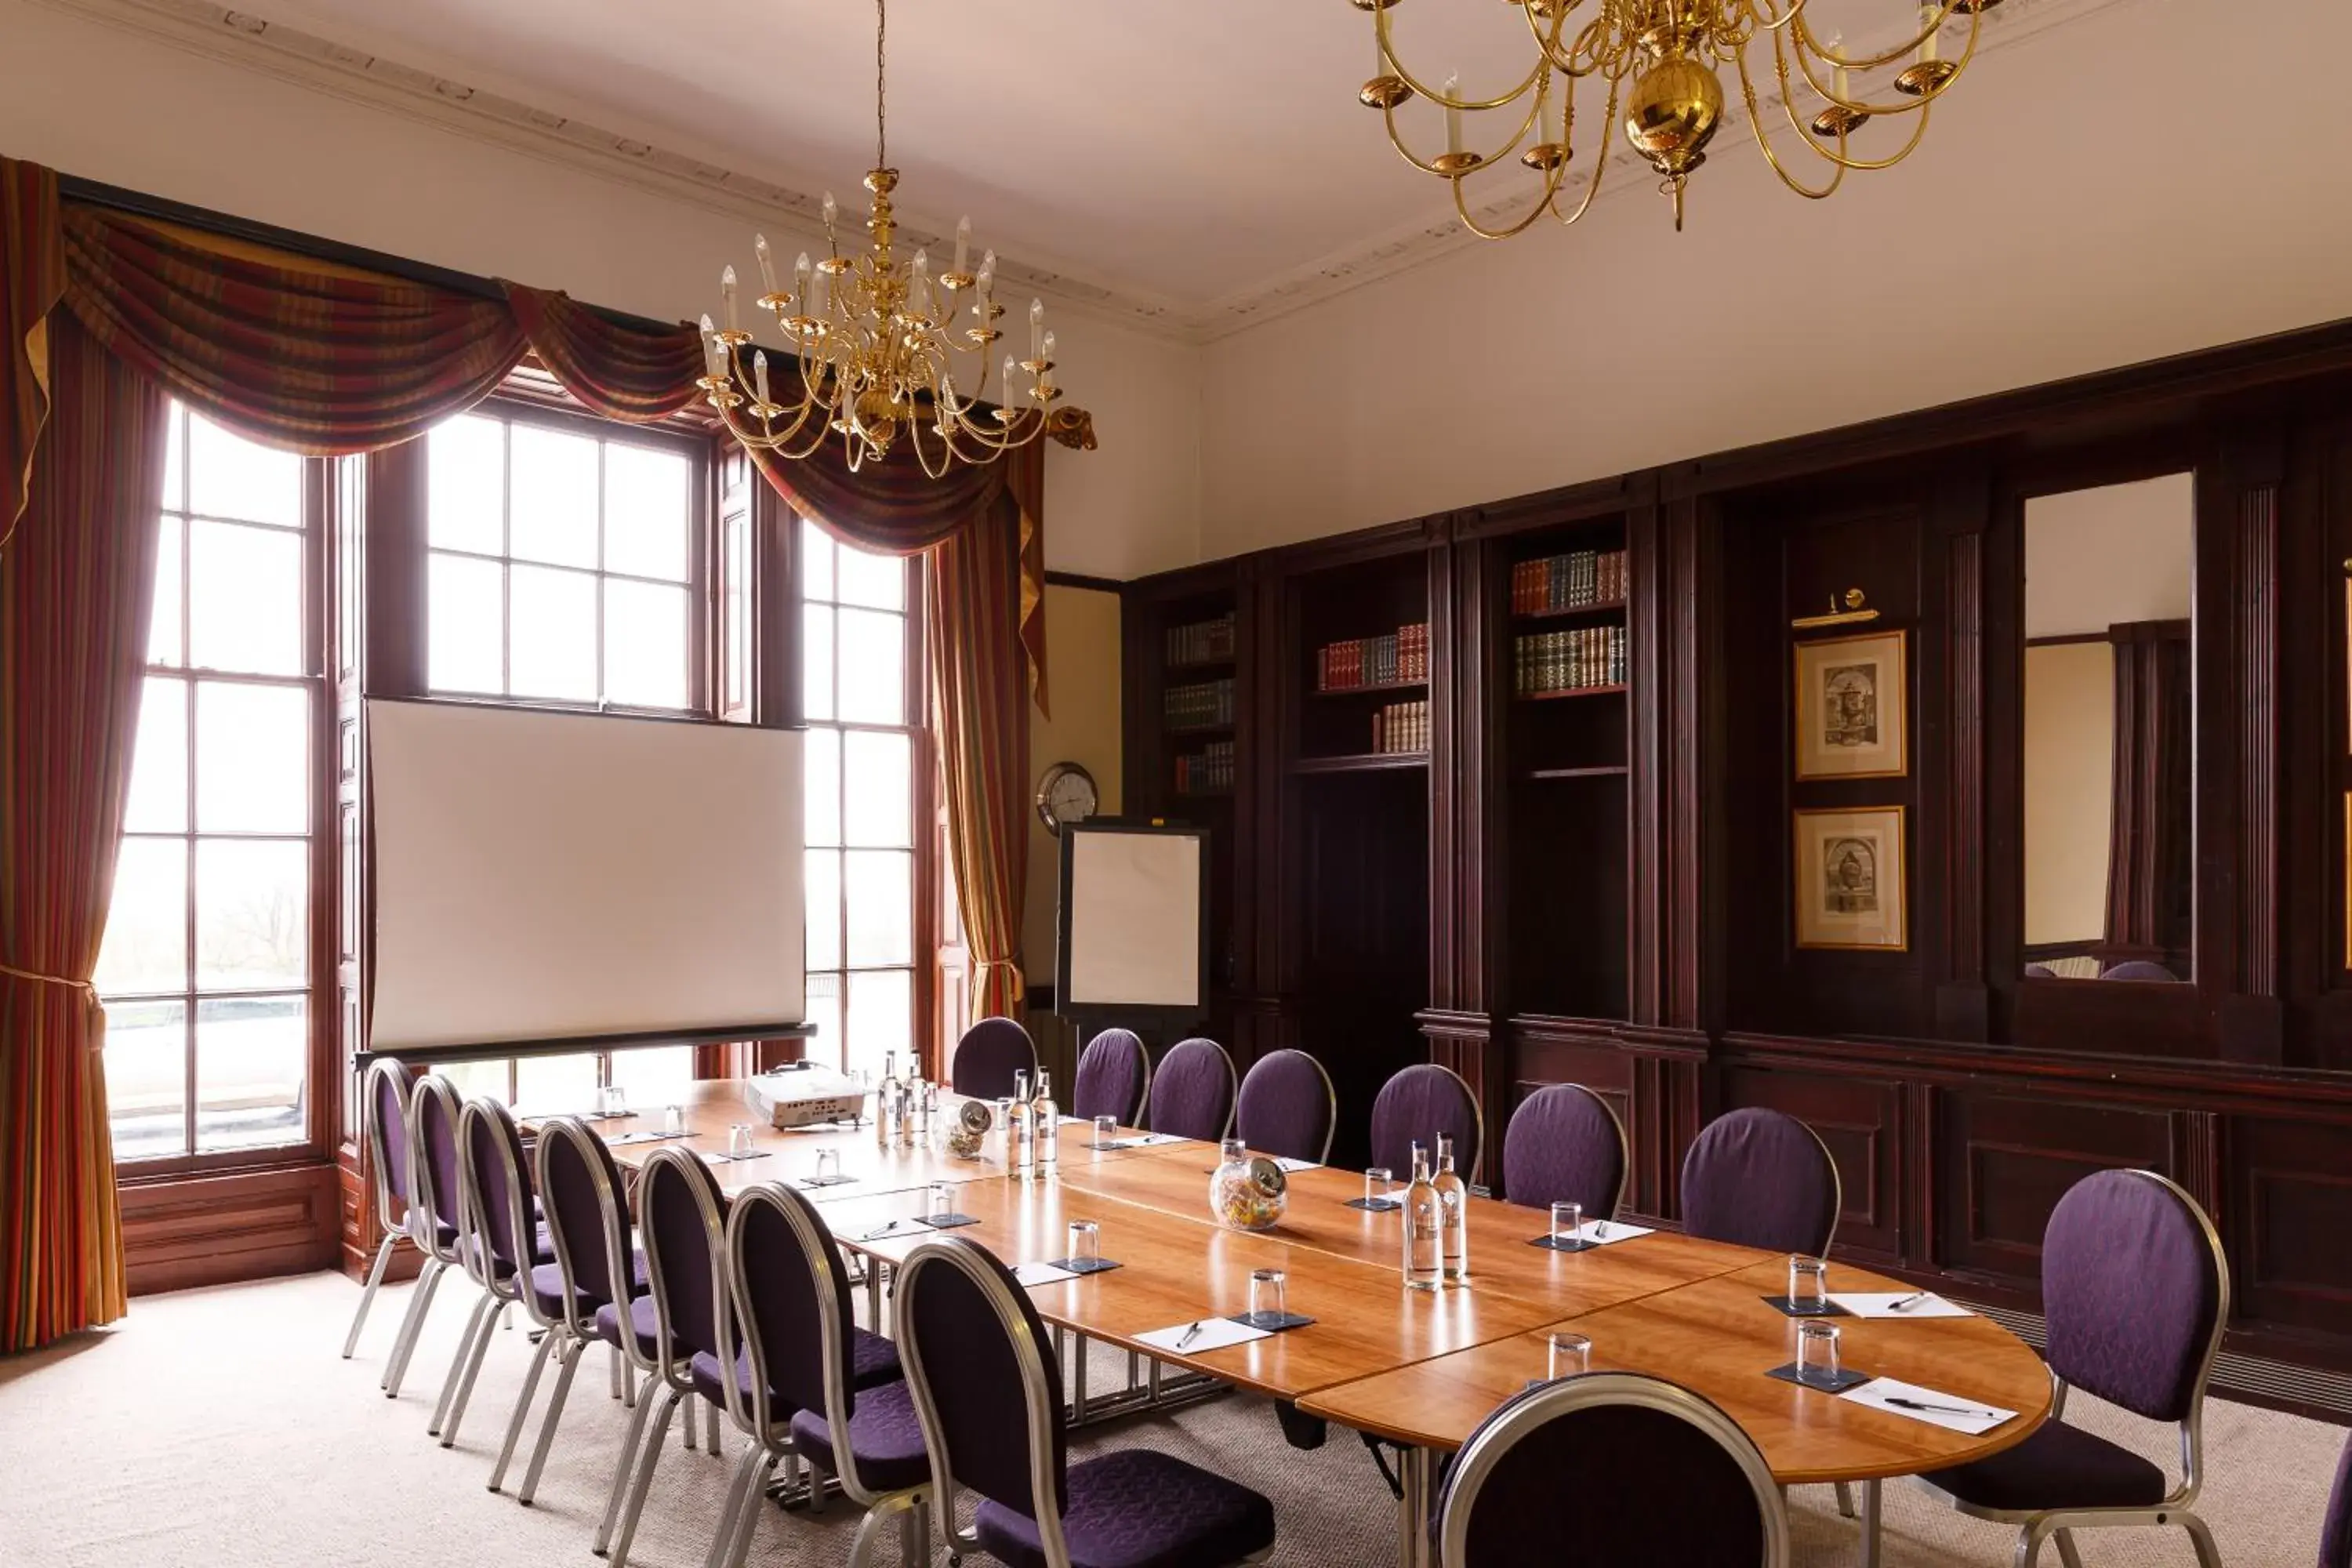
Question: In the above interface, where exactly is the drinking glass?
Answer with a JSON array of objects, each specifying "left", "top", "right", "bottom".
[
  {"left": 598, "top": 1083, "right": 628, "bottom": 1119},
  {"left": 1551, "top": 1201, "right": 1584, "bottom": 1247},
  {"left": 1796, "top": 1320, "right": 1842, "bottom": 1387},
  {"left": 814, "top": 1148, "right": 842, "bottom": 1184},
  {"left": 927, "top": 1181, "right": 953, "bottom": 1221},
  {"left": 1250, "top": 1267, "right": 1287, "bottom": 1324},
  {"left": 1067, "top": 1219, "right": 1101, "bottom": 1267},
  {"left": 1221, "top": 1135, "right": 1247, "bottom": 1164},
  {"left": 1788, "top": 1255, "right": 1829, "bottom": 1313},
  {"left": 1363, "top": 1167, "right": 1395, "bottom": 1207},
  {"left": 1547, "top": 1331, "right": 1592, "bottom": 1381},
  {"left": 728, "top": 1123, "right": 757, "bottom": 1160},
  {"left": 663, "top": 1104, "right": 686, "bottom": 1138},
  {"left": 1092, "top": 1114, "right": 1119, "bottom": 1145}
]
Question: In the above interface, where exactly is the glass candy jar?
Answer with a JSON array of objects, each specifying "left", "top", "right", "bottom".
[
  {"left": 946, "top": 1098, "right": 990, "bottom": 1160},
  {"left": 1210, "top": 1138, "right": 1288, "bottom": 1232}
]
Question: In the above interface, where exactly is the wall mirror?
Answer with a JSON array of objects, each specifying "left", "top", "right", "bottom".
[{"left": 2022, "top": 473, "right": 2194, "bottom": 983}]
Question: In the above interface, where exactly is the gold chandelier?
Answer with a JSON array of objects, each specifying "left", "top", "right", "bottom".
[
  {"left": 1356, "top": 0, "right": 1994, "bottom": 236},
  {"left": 699, "top": 0, "right": 1067, "bottom": 475}
]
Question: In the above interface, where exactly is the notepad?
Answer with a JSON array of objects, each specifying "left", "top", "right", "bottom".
[
  {"left": 608, "top": 1131, "right": 694, "bottom": 1147},
  {"left": 1089, "top": 1132, "right": 1189, "bottom": 1150},
  {"left": 1271, "top": 1156, "right": 1321, "bottom": 1173},
  {"left": 1134, "top": 1317, "right": 1272, "bottom": 1355},
  {"left": 1828, "top": 1291, "right": 1973, "bottom": 1319},
  {"left": 1011, "top": 1261, "right": 1080, "bottom": 1287},
  {"left": 1556, "top": 1219, "right": 1653, "bottom": 1246},
  {"left": 1841, "top": 1377, "right": 2016, "bottom": 1435}
]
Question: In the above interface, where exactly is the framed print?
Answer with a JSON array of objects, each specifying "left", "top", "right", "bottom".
[
  {"left": 1794, "top": 630, "right": 1907, "bottom": 779},
  {"left": 1795, "top": 806, "right": 1907, "bottom": 951}
]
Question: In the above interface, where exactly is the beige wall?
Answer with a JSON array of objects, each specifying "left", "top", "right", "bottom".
[
  {"left": 1022, "top": 584, "right": 1125, "bottom": 993},
  {"left": 2024, "top": 641, "right": 2114, "bottom": 949}
]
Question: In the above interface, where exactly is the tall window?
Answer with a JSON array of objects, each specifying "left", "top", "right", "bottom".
[
  {"left": 97, "top": 405, "right": 320, "bottom": 1162},
  {"left": 801, "top": 519, "right": 918, "bottom": 1080}
]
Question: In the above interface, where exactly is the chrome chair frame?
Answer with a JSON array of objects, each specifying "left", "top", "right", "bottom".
[
  {"left": 438, "top": 1097, "right": 533, "bottom": 1453},
  {"left": 344, "top": 1056, "right": 416, "bottom": 1360},
  {"left": 1436, "top": 1372, "right": 1790, "bottom": 1568},
  {"left": 383, "top": 1070, "right": 464, "bottom": 1400},
  {"left": 705, "top": 1182, "right": 928, "bottom": 1568},
  {"left": 1236, "top": 1047, "right": 1338, "bottom": 1166},
  {"left": 416, "top": 1076, "right": 499, "bottom": 1436},
  {"left": 1911, "top": 1170, "right": 2230, "bottom": 1568}
]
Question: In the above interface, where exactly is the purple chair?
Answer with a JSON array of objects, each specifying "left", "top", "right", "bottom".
[
  {"left": 2024, "top": 962, "right": 2060, "bottom": 979},
  {"left": 1437, "top": 1373, "right": 1788, "bottom": 1567},
  {"left": 416, "top": 1077, "right": 520, "bottom": 1437},
  {"left": 1369, "top": 1062, "right": 1484, "bottom": 1185},
  {"left": 952, "top": 1015, "right": 1038, "bottom": 1100},
  {"left": 2101, "top": 960, "right": 2180, "bottom": 982},
  {"left": 1501, "top": 1083, "right": 1628, "bottom": 1219},
  {"left": 439, "top": 1097, "right": 552, "bottom": 1453},
  {"left": 1146, "top": 1036, "right": 1237, "bottom": 1143},
  {"left": 346, "top": 1058, "right": 422, "bottom": 1362},
  {"left": 1071, "top": 1029, "right": 1152, "bottom": 1127},
  {"left": 1916, "top": 1169, "right": 2228, "bottom": 1567},
  {"left": 597, "top": 1145, "right": 732, "bottom": 1568},
  {"left": 708, "top": 1182, "right": 927, "bottom": 1568},
  {"left": 895, "top": 1235, "right": 1277, "bottom": 1567},
  {"left": 2322, "top": 1428, "right": 2352, "bottom": 1568},
  {"left": 1235, "top": 1048, "right": 1338, "bottom": 1165},
  {"left": 1679, "top": 1107, "right": 1842, "bottom": 1258}
]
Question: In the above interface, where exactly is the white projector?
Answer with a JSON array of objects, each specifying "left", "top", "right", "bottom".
[{"left": 743, "top": 1062, "right": 867, "bottom": 1130}]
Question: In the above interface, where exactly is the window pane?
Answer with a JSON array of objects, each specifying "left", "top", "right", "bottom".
[
  {"left": 187, "top": 411, "right": 300, "bottom": 527},
  {"left": 196, "top": 681, "right": 308, "bottom": 833},
  {"left": 800, "top": 516, "right": 835, "bottom": 601},
  {"left": 509, "top": 564, "right": 597, "bottom": 701},
  {"left": 194, "top": 993, "right": 307, "bottom": 1152},
  {"left": 723, "top": 514, "right": 750, "bottom": 712},
  {"left": 189, "top": 520, "right": 303, "bottom": 675},
  {"left": 844, "top": 730, "right": 913, "bottom": 848},
  {"left": 844, "top": 850, "right": 913, "bottom": 967},
  {"left": 515, "top": 1052, "right": 601, "bottom": 1112},
  {"left": 429, "top": 552, "right": 506, "bottom": 694},
  {"left": 834, "top": 544, "right": 904, "bottom": 611},
  {"left": 609, "top": 1045, "right": 695, "bottom": 1105},
  {"left": 151, "top": 515, "right": 183, "bottom": 667},
  {"left": 604, "top": 578, "right": 689, "bottom": 709},
  {"left": 510, "top": 424, "right": 599, "bottom": 568},
  {"left": 804, "top": 726, "right": 841, "bottom": 848},
  {"left": 95, "top": 837, "right": 188, "bottom": 995},
  {"left": 125, "top": 677, "right": 187, "bottom": 833},
  {"left": 845, "top": 968, "right": 911, "bottom": 1081},
  {"left": 604, "top": 445, "right": 691, "bottom": 582},
  {"left": 804, "top": 972, "right": 844, "bottom": 1076},
  {"left": 805, "top": 849, "right": 842, "bottom": 971},
  {"left": 837, "top": 608, "right": 906, "bottom": 724},
  {"left": 162, "top": 408, "right": 185, "bottom": 510},
  {"left": 104, "top": 998, "right": 187, "bottom": 1160},
  {"left": 428, "top": 414, "right": 506, "bottom": 554},
  {"left": 803, "top": 603, "right": 835, "bottom": 720},
  {"left": 439, "top": 1057, "right": 512, "bottom": 1105},
  {"left": 195, "top": 838, "right": 308, "bottom": 990}
]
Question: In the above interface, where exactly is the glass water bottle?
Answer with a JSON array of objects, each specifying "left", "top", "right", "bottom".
[
  {"left": 1402, "top": 1142, "right": 1443, "bottom": 1292},
  {"left": 876, "top": 1051, "right": 903, "bottom": 1146},
  {"left": 1033, "top": 1069, "right": 1060, "bottom": 1174},
  {"left": 1010, "top": 1069, "right": 1035, "bottom": 1178},
  {"left": 1434, "top": 1132, "right": 1469, "bottom": 1283}
]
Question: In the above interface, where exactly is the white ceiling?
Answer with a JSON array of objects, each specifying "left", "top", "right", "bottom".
[
  {"left": 2024, "top": 474, "right": 2196, "bottom": 640},
  {"left": 243, "top": 0, "right": 2053, "bottom": 320}
]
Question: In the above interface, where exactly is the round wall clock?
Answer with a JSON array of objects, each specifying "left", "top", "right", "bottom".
[{"left": 1034, "top": 760, "right": 1098, "bottom": 836}]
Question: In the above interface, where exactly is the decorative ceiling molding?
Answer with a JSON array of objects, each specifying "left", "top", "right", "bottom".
[{"left": 34, "top": 0, "right": 2130, "bottom": 347}]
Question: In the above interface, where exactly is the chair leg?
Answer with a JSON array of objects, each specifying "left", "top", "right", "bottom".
[
  {"left": 343, "top": 1232, "right": 400, "bottom": 1358},
  {"left": 848, "top": 1501, "right": 894, "bottom": 1568},
  {"left": 606, "top": 1388, "right": 684, "bottom": 1568},
  {"left": 720, "top": 1450, "right": 781, "bottom": 1568},
  {"left": 609, "top": 1342, "right": 624, "bottom": 1400},
  {"left": 2181, "top": 1512, "right": 2223, "bottom": 1568},
  {"left": 489, "top": 1327, "right": 561, "bottom": 1492},
  {"left": 1835, "top": 1481, "right": 1857, "bottom": 1519},
  {"left": 706, "top": 1395, "right": 721, "bottom": 1456},
  {"left": 430, "top": 1293, "right": 493, "bottom": 1436},
  {"left": 2053, "top": 1527, "right": 2085, "bottom": 1568},
  {"left": 594, "top": 1380, "right": 660, "bottom": 1556},
  {"left": 383, "top": 1258, "right": 446, "bottom": 1396},
  {"left": 440, "top": 1294, "right": 503, "bottom": 1449},
  {"left": 517, "top": 1336, "right": 588, "bottom": 1505},
  {"left": 902, "top": 1494, "right": 931, "bottom": 1564},
  {"left": 2013, "top": 1519, "right": 2056, "bottom": 1568},
  {"left": 704, "top": 1446, "right": 764, "bottom": 1568}
]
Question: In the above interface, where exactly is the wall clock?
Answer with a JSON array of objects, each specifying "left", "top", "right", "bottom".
[{"left": 1035, "top": 761, "right": 1098, "bottom": 836}]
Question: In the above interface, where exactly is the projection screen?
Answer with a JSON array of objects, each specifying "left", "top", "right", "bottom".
[
  {"left": 1059, "top": 824, "right": 1207, "bottom": 1010},
  {"left": 367, "top": 699, "right": 804, "bottom": 1051}
]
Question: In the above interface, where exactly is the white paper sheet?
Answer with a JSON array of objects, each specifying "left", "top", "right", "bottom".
[
  {"left": 1827, "top": 1292, "right": 1973, "bottom": 1319},
  {"left": 1011, "top": 1261, "right": 1080, "bottom": 1288},
  {"left": 1563, "top": 1219, "right": 1653, "bottom": 1246},
  {"left": 1841, "top": 1377, "right": 2016, "bottom": 1435},
  {"left": 1134, "top": 1317, "right": 1272, "bottom": 1355},
  {"left": 1098, "top": 1132, "right": 1189, "bottom": 1149},
  {"left": 1272, "top": 1156, "right": 1321, "bottom": 1173}
]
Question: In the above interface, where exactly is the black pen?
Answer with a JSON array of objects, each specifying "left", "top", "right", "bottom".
[
  {"left": 857, "top": 1220, "right": 905, "bottom": 1242},
  {"left": 1886, "top": 1396, "right": 1996, "bottom": 1418},
  {"left": 1887, "top": 1291, "right": 1931, "bottom": 1313},
  {"left": 1175, "top": 1320, "right": 1203, "bottom": 1349}
]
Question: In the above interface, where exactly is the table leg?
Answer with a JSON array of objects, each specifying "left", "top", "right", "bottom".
[
  {"left": 1860, "top": 1478, "right": 1882, "bottom": 1568},
  {"left": 1396, "top": 1446, "right": 1436, "bottom": 1568}
]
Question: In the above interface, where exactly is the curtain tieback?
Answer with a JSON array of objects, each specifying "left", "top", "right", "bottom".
[{"left": 0, "top": 961, "right": 103, "bottom": 1035}]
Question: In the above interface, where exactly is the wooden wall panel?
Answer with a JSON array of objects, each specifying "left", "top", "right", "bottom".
[
  {"left": 2227, "top": 1116, "right": 2352, "bottom": 1344},
  {"left": 122, "top": 1166, "right": 342, "bottom": 1296},
  {"left": 1933, "top": 1089, "right": 2175, "bottom": 1289}
]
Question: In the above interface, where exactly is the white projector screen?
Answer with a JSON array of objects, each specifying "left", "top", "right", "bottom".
[
  {"left": 1061, "top": 826, "right": 1205, "bottom": 1009},
  {"left": 367, "top": 699, "right": 804, "bottom": 1051}
]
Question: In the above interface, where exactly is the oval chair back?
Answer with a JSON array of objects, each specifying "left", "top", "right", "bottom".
[
  {"left": 1437, "top": 1373, "right": 1788, "bottom": 1568},
  {"left": 1146, "top": 1037, "right": 1237, "bottom": 1143},
  {"left": 895, "top": 1236, "right": 1071, "bottom": 1563},
  {"left": 1071, "top": 1028, "right": 1152, "bottom": 1126},
  {"left": 361, "top": 1058, "right": 417, "bottom": 1245},
  {"left": 535, "top": 1117, "right": 637, "bottom": 1340},
  {"left": 1369, "top": 1062, "right": 1485, "bottom": 1185},
  {"left": 2042, "top": 1169, "right": 2227, "bottom": 1430},
  {"left": 1679, "top": 1107, "right": 1842, "bottom": 1258},
  {"left": 410, "top": 1074, "right": 470, "bottom": 1271},
  {"left": 726, "top": 1184, "right": 869, "bottom": 1479},
  {"left": 2322, "top": 1428, "right": 2352, "bottom": 1568},
  {"left": 637, "top": 1145, "right": 735, "bottom": 1392},
  {"left": 1235, "top": 1048, "right": 1338, "bottom": 1164},
  {"left": 458, "top": 1097, "right": 538, "bottom": 1315},
  {"left": 951, "top": 1016, "right": 1038, "bottom": 1100},
  {"left": 2100, "top": 960, "right": 2179, "bottom": 982},
  {"left": 1501, "top": 1083, "right": 1628, "bottom": 1219}
]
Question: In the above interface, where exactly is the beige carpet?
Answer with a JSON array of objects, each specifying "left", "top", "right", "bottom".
[{"left": 0, "top": 1270, "right": 2337, "bottom": 1566}]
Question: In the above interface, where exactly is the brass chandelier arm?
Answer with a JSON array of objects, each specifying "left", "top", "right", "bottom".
[
  {"left": 1381, "top": 85, "right": 1549, "bottom": 178},
  {"left": 1792, "top": 0, "right": 1974, "bottom": 75},
  {"left": 1376, "top": 2, "right": 1548, "bottom": 112},
  {"left": 1542, "top": 77, "right": 1624, "bottom": 227}
]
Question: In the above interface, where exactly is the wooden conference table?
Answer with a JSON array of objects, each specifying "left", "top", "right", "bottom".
[{"left": 546, "top": 1080, "right": 2053, "bottom": 1567}]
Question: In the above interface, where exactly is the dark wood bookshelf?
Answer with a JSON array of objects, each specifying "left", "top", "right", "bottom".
[
  {"left": 1164, "top": 721, "right": 1234, "bottom": 736},
  {"left": 1165, "top": 657, "right": 1236, "bottom": 675},
  {"left": 1308, "top": 679, "right": 1428, "bottom": 699},
  {"left": 1516, "top": 682, "right": 1628, "bottom": 702},
  {"left": 1291, "top": 750, "right": 1429, "bottom": 776},
  {"left": 1523, "top": 764, "right": 1631, "bottom": 781},
  {"left": 1514, "top": 597, "right": 1628, "bottom": 622}
]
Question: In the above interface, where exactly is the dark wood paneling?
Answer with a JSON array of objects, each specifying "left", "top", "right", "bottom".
[
  {"left": 1933, "top": 1088, "right": 2175, "bottom": 1290},
  {"left": 2227, "top": 1116, "right": 2352, "bottom": 1341},
  {"left": 122, "top": 1163, "right": 341, "bottom": 1296}
]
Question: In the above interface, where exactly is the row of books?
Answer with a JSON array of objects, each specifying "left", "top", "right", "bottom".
[
  {"left": 1166, "top": 613, "right": 1236, "bottom": 666},
  {"left": 1165, "top": 677, "right": 1235, "bottom": 730},
  {"left": 1174, "top": 741, "right": 1236, "bottom": 796},
  {"left": 1316, "top": 622, "right": 1430, "bottom": 691},
  {"left": 1512, "top": 549, "right": 1628, "bottom": 615},
  {"left": 1371, "top": 699, "right": 1430, "bottom": 755},
  {"left": 1515, "top": 626, "right": 1627, "bottom": 695}
]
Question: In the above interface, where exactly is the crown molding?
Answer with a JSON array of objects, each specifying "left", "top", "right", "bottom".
[{"left": 32, "top": 0, "right": 2132, "bottom": 348}]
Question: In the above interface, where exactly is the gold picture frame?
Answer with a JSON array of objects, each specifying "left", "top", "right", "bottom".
[
  {"left": 1795, "top": 805, "right": 1908, "bottom": 952},
  {"left": 1794, "top": 629, "right": 1907, "bottom": 780}
]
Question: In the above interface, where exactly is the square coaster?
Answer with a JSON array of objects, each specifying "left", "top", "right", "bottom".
[
  {"left": 1528, "top": 1234, "right": 1597, "bottom": 1253},
  {"left": 800, "top": 1173, "right": 858, "bottom": 1189},
  {"left": 1766, "top": 1362, "right": 1872, "bottom": 1394},
  {"left": 1086, "top": 1141, "right": 1134, "bottom": 1152},
  {"left": 1227, "top": 1310, "right": 1316, "bottom": 1334},
  {"left": 1345, "top": 1197, "right": 1403, "bottom": 1213},
  {"left": 915, "top": 1212, "right": 979, "bottom": 1229},
  {"left": 1045, "top": 1256, "right": 1122, "bottom": 1276},
  {"left": 1760, "top": 1296, "right": 1853, "bottom": 1319}
]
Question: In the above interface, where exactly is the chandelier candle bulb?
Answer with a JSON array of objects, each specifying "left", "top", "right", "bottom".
[
  {"left": 720, "top": 266, "right": 739, "bottom": 335},
  {"left": 977, "top": 251, "right": 995, "bottom": 300},
  {"left": 1444, "top": 73, "right": 1464, "bottom": 156},
  {"left": 953, "top": 216, "right": 970, "bottom": 278},
  {"left": 1826, "top": 32, "right": 1850, "bottom": 100},
  {"left": 1029, "top": 299, "right": 1044, "bottom": 362},
  {"left": 1919, "top": 5, "right": 1940, "bottom": 63},
  {"left": 754, "top": 234, "right": 779, "bottom": 300},
  {"left": 1003, "top": 356, "right": 1018, "bottom": 410},
  {"left": 753, "top": 351, "right": 770, "bottom": 409},
  {"left": 698, "top": 315, "right": 724, "bottom": 380}
]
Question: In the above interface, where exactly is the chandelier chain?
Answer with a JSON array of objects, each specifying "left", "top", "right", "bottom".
[{"left": 874, "top": 0, "right": 886, "bottom": 173}]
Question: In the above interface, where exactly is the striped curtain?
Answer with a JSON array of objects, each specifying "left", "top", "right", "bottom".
[{"left": 0, "top": 309, "right": 165, "bottom": 1352}]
